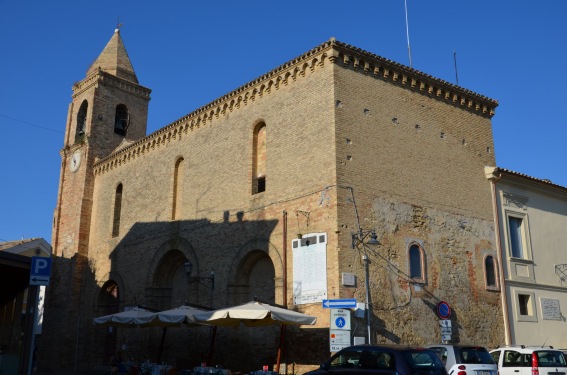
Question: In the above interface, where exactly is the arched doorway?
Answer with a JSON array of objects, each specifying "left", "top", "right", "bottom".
[{"left": 95, "top": 281, "right": 119, "bottom": 365}]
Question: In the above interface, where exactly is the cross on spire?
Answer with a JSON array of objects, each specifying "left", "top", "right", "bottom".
[{"left": 116, "top": 16, "right": 123, "bottom": 31}]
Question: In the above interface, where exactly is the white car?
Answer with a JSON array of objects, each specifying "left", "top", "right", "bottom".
[
  {"left": 489, "top": 346, "right": 567, "bottom": 375},
  {"left": 427, "top": 345, "right": 497, "bottom": 375}
]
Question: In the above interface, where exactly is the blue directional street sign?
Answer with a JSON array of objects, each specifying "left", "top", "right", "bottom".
[
  {"left": 30, "top": 256, "right": 52, "bottom": 286},
  {"left": 322, "top": 299, "right": 357, "bottom": 309}
]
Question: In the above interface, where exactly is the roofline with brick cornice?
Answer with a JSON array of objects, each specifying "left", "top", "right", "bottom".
[
  {"left": 93, "top": 38, "right": 498, "bottom": 176},
  {"left": 72, "top": 68, "right": 151, "bottom": 101}
]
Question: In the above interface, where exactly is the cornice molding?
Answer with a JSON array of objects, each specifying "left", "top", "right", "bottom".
[
  {"left": 329, "top": 39, "right": 498, "bottom": 117},
  {"left": 73, "top": 69, "right": 151, "bottom": 101},
  {"left": 93, "top": 38, "right": 498, "bottom": 176}
]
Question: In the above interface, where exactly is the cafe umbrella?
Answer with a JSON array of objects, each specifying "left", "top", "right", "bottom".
[
  {"left": 193, "top": 301, "right": 317, "bottom": 371},
  {"left": 93, "top": 307, "right": 160, "bottom": 327},
  {"left": 93, "top": 306, "right": 207, "bottom": 363}
]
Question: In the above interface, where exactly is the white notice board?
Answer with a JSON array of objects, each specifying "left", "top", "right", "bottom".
[
  {"left": 330, "top": 330, "right": 350, "bottom": 352},
  {"left": 292, "top": 233, "right": 327, "bottom": 305}
]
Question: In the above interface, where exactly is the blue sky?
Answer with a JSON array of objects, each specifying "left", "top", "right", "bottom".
[{"left": 1, "top": 1, "right": 566, "bottom": 243}]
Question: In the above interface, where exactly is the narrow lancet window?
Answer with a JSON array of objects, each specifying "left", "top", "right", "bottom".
[
  {"left": 172, "top": 158, "right": 184, "bottom": 220},
  {"left": 252, "top": 123, "right": 266, "bottom": 194},
  {"left": 112, "top": 184, "right": 123, "bottom": 237}
]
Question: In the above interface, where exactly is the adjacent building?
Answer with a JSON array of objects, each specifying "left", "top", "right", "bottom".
[
  {"left": 486, "top": 167, "right": 567, "bottom": 348},
  {"left": 42, "top": 29, "right": 505, "bottom": 373},
  {"left": 0, "top": 238, "right": 51, "bottom": 374}
]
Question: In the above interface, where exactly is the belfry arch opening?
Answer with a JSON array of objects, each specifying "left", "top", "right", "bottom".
[
  {"left": 75, "top": 100, "right": 88, "bottom": 143},
  {"left": 114, "top": 104, "right": 129, "bottom": 136}
]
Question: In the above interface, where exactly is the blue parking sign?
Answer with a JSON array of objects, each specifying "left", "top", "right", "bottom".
[{"left": 30, "top": 256, "right": 51, "bottom": 286}]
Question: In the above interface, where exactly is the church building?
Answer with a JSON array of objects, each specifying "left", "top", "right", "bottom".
[{"left": 41, "top": 29, "right": 504, "bottom": 373}]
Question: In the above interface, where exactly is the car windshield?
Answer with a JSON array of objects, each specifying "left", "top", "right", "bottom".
[
  {"left": 402, "top": 350, "right": 446, "bottom": 369},
  {"left": 327, "top": 347, "right": 396, "bottom": 370},
  {"left": 458, "top": 347, "right": 495, "bottom": 364},
  {"left": 536, "top": 351, "right": 567, "bottom": 367}
]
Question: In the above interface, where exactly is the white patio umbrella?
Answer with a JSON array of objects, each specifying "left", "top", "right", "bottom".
[
  {"left": 155, "top": 305, "right": 207, "bottom": 326},
  {"left": 193, "top": 301, "right": 317, "bottom": 371},
  {"left": 94, "top": 306, "right": 210, "bottom": 363},
  {"left": 93, "top": 307, "right": 159, "bottom": 327},
  {"left": 193, "top": 301, "right": 317, "bottom": 327}
]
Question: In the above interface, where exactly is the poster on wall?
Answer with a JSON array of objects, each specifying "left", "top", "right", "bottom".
[{"left": 292, "top": 233, "right": 327, "bottom": 305}]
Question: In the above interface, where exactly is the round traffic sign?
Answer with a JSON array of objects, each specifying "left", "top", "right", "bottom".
[{"left": 437, "top": 301, "right": 451, "bottom": 319}]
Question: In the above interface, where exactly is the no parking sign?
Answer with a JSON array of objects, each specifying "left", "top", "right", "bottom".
[{"left": 437, "top": 301, "right": 451, "bottom": 320}]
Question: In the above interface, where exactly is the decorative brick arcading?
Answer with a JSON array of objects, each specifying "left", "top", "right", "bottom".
[{"left": 93, "top": 38, "right": 498, "bottom": 176}]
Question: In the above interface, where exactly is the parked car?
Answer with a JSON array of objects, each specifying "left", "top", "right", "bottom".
[
  {"left": 426, "top": 344, "right": 497, "bottom": 375},
  {"left": 303, "top": 344, "right": 448, "bottom": 375},
  {"left": 489, "top": 346, "right": 567, "bottom": 375}
]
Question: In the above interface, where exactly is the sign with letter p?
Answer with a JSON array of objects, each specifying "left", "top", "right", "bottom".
[{"left": 30, "top": 256, "right": 52, "bottom": 286}]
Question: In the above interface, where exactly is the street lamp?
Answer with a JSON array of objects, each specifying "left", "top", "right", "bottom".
[
  {"left": 351, "top": 229, "right": 379, "bottom": 344},
  {"left": 184, "top": 260, "right": 215, "bottom": 290}
]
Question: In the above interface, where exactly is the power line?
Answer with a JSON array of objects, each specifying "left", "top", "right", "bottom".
[{"left": 0, "top": 113, "right": 63, "bottom": 134}]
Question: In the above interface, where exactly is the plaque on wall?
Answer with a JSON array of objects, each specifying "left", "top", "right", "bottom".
[{"left": 540, "top": 298, "right": 561, "bottom": 320}]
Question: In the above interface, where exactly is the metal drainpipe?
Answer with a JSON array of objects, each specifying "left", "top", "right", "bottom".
[
  {"left": 489, "top": 170, "right": 512, "bottom": 344},
  {"left": 283, "top": 210, "right": 288, "bottom": 307},
  {"left": 276, "top": 210, "right": 288, "bottom": 375}
]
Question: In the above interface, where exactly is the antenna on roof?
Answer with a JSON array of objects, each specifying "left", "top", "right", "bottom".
[
  {"left": 453, "top": 50, "right": 459, "bottom": 86},
  {"left": 404, "top": 0, "right": 413, "bottom": 68}
]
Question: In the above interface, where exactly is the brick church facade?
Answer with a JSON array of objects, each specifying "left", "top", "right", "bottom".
[{"left": 41, "top": 29, "right": 504, "bottom": 373}]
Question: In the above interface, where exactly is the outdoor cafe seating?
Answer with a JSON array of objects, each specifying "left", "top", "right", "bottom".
[{"left": 129, "top": 362, "right": 175, "bottom": 375}]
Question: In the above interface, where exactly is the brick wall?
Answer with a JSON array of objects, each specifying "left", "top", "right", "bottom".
[{"left": 44, "top": 40, "right": 504, "bottom": 373}]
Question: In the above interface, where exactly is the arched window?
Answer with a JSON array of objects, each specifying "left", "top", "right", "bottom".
[
  {"left": 172, "top": 158, "right": 184, "bottom": 220},
  {"left": 252, "top": 123, "right": 266, "bottom": 194},
  {"left": 75, "top": 100, "right": 88, "bottom": 142},
  {"left": 114, "top": 104, "right": 129, "bottom": 136},
  {"left": 112, "top": 184, "right": 123, "bottom": 237},
  {"left": 484, "top": 255, "right": 498, "bottom": 289},
  {"left": 408, "top": 244, "right": 425, "bottom": 282}
]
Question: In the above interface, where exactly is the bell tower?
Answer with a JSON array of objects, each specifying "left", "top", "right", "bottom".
[{"left": 52, "top": 28, "right": 151, "bottom": 258}]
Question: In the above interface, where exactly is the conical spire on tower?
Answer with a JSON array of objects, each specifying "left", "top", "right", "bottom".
[{"left": 87, "top": 29, "right": 138, "bottom": 83}]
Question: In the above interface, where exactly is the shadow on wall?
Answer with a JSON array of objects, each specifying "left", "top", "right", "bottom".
[{"left": 42, "top": 214, "right": 324, "bottom": 373}]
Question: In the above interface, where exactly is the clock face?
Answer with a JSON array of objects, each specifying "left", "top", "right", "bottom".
[{"left": 70, "top": 150, "right": 82, "bottom": 172}]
